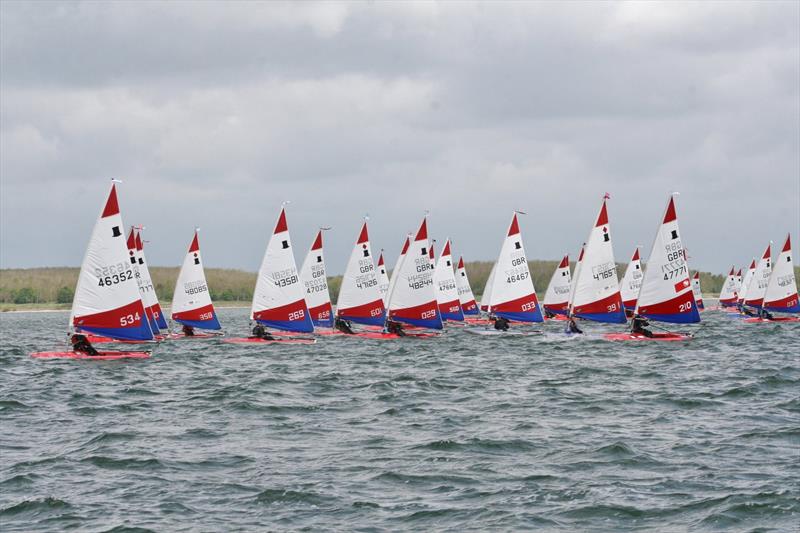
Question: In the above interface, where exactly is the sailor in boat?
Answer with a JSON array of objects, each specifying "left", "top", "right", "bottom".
[
  {"left": 334, "top": 317, "right": 355, "bottom": 335},
  {"left": 758, "top": 308, "right": 774, "bottom": 320},
  {"left": 385, "top": 319, "right": 407, "bottom": 337},
  {"left": 631, "top": 316, "right": 653, "bottom": 337},
  {"left": 738, "top": 304, "right": 757, "bottom": 317},
  {"left": 543, "top": 309, "right": 556, "bottom": 320},
  {"left": 251, "top": 323, "right": 275, "bottom": 340},
  {"left": 182, "top": 324, "right": 195, "bottom": 336},
  {"left": 565, "top": 316, "right": 583, "bottom": 334},
  {"left": 70, "top": 333, "right": 100, "bottom": 356},
  {"left": 493, "top": 316, "right": 510, "bottom": 331}
]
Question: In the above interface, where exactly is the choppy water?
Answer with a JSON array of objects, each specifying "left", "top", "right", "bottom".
[{"left": 1, "top": 307, "right": 798, "bottom": 532}]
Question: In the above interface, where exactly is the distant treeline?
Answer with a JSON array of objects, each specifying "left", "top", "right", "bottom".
[{"left": 0, "top": 262, "right": 768, "bottom": 305}]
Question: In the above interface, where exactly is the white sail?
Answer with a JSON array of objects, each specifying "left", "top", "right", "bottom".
[
  {"left": 433, "top": 239, "right": 464, "bottom": 321},
  {"left": 455, "top": 256, "right": 479, "bottom": 315},
  {"left": 336, "top": 221, "right": 385, "bottom": 326},
  {"left": 251, "top": 207, "right": 313, "bottom": 332},
  {"left": 620, "top": 248, "right": 643, "bottom": 311},
  {"left": 635, "top": 195, "right": 699, "bottom": 324},
  {"left": 763, "top": 234, "right": 799, "bottom": 313},
  {"left": 71, "top": 182, "right": 153, "bottom": 341},
  {"left": 743, "top": 244, "right": 773, "bottom": 309},
  {"left": 299, "top": 230, "right": 333, "bottom": 328},
  {"left": 171, "top": 230, "right": 221, "bottom": 330}
]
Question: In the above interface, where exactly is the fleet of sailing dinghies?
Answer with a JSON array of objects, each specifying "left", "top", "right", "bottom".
[
  {"left": 250, "top": 207, "right": 314, "bottom": 333},
  {"left": 170, "top": 230, "right": 221, "bottom": 331},
  {"left": 568, "top": 198, "right": 625, "bottom": 323},
  {"left": 718, "top": 267, "right": 739, "bottom": 307},
  {"left": 620, "top": 248, "right": 642, "bottom": 313},
  {"left": 692, "top": 272, "right": 704, "bottom": 310},
  {"left": 434, "top": 239, "right": 465, "bottom": 322},
  {"left": 336, "top": 221, "right": 386, "bottom": 326},
  {"left": 763, "top": 235, "right": 800, "bottom": 313},
  {"left": 455, "top": 256, "right": 479, "bottom": 315},
  {"left": 486, "top": 213, "right": 543, "bottom": 322},
  {"left": 543, "top": 255, "right": 571, "bottom": 316},
  {"left": 376, "top": 252, "right": 390, "bottom": 302},
  {"left": 30, "top": 181, "right": 800, "bottom": 360},
  {"left": 299, "top": 229, "right": 333, "bottom": 328},
  {"left": 386, "top": 217, "right": 443, "bottom": 329},
  {"left": 739, "top": 259, "right": 756, "bottom": 305},
  {"left": 634, "top": 195, "right": 700, "bottom": 324},
  {"left": 71, "top": 183, "right": 153, "bottom": 341},
  {"left": 743, "top": 244, "right": 773, "bottom": 309}
]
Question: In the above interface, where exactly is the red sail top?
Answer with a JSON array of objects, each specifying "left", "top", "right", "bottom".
[
  {"left": 415, "top": 218, "right": 428, "bottom": 241},
  {"left": 274, "top": 208, "right": 288, "bottom": 234},
  {"left": 558, "top": 254, "right": 569, "bottom": 268},
  {"left": 632, "top": 248, "right": 640, "bottom": 261},
  {"left": 595, "top": 200, "right": 609, "bottom": 227},
  {"left": 442, "top": 240, "right": 451, "bottom": 257},
  {"left": 357, "top": 222, "right": 369, "bottom": 245},
  {"left": 311, "top": 231, "right": 323, "bottom": 251},
  {"left": 457, "top": 256, "right": 465, "bottom": 269},
  {"left": 135, "top": 231, "right": 143, "bottom": 251},
  {"left": 508, "top": 214, "right": 520, "bottom": 236},
  {"left": 782, "top": 234, "right": 791, "bottom": 253},
  {"left": 400, "top": 236, "right": 410, "bottom": 255},
  {"left": 761, "top": 244, "right": 771, "bottom": 260},
  {"left": 663, "top": 196, "right": 677, "bottom": 224},
  {"left": 188, "top": 231, "right": 200, "bottom": 253},
  {"left": 377, "top": 253, "right": 384, "bottom": 266},
  {"left": 126, "top": 227, "right": 136, "bottom": 250},
  {"left": 101, "top": 184, "right": 120, "bottom": 218}
]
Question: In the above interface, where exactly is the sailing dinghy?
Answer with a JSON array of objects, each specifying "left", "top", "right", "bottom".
[
  {"left": 455, "top": 256, "right": 480, "bottom": 318},
  {"left": 386, "top": 217, "right": 443, "bottom": 330},
  {"left": 122, "top": 229, "right": 168, "bottom": 336},
  {"left": 717, "top": 267, "right": 739, "bottom": 308},
  {"left": 169, "top": 229, "right": 222, "bottom": 337},
  {"left": 569, "top": 198, "right": 625, "bottom": 325},
  {"left": 742, "top": 243, "right": 773, "bottom": 312},
  {"left": 620, "top": 248, "right": 643, "bottom": 316},
  {"left": 224, "top": 206, "right": 315, "bottom": 344},
  {"left": 32, "top": 182, "right": 153, "bottom": 359},
  {"left": 377, "top": 252, "right": 390, "bottom": 302},
  {"left": 750, "top": 234, "right": 799, "bottom": 322},
  {"left": 606, "top": 195, "right": 699, "bottom": 341},
  {"left": 434, "top": 239, "right": 465, "bottom": 322},
  {"left": 691, "top": 272, "right": 705, "bottom": 310},
  {"left": 299, "top": 229, "right": 333, "bottom": 330},
  {"left": 738, "top": 259, "right": 757, "bottom": 307},
  {"left": 336, "top": 220, "right": 386, "bottom": 328},
  {"left": 543, "top": 254, "right": 570, "bottom": 319},
  {"left": 485, "top": 212, "right": 543, "bottom": 323},
  {"left": 479, "top": 262, "right": 496, "bottom": 313}
]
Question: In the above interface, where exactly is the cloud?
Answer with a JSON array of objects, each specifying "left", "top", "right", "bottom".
[{"left": 1, "top": 0, "right": 798, "bottom": 275}]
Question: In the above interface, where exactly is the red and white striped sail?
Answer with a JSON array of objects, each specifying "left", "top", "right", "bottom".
[
  {"left": 543, "top": 255, "right": 571, "bottom": 316},
  {"left": 387, "top": 217, "right": 442, "bottom": 329},
  {"left": 134, "top": 230, "right": 167, "bottom": 330},
  {"left": 336, "top": 221, "right": 386, "bottom": 326},
  {"left": 251, "top": 207, "right": 313, "bottom": 332},
  {"left": 433, "top": 239, "right": 464, "bottom": 321},
  {"left": 692, "top": 272, "right": 704, "bottom": 310},
  {"left": 71, "top": 183, "right": 153, "bottom": 341},
  {"left": 125, "top": 228, "right": 151, "bottom": 332},
  {"left": 569, "top": 199, "right": 625, "bottom": 323},
  {"left": 455, "top": 256, "right": 479, "bottom": 315},
  {"left": 299, "top": 230, "right": 333, "bottom": 328},
  {"left": 620, "top": 248, "right": 643, "bottom": 311},
  {"left": 718, "top": 267, "right": 739, "bottom": 307},
  {"left": 487, "top": 213, "right": 542, "bottom": 322},
  {"left": 479, "top": 262, "right": 496, "bottom": 312},
  {"left": 171, "top": 230, "right": 221, "bottom": 330},
  {"left": 377, "top": 252, "right": 390, "bottom": 302},
  {"left": 735, "top": 268, "right": 743, "bottom": 294},
  {"left": 763, "top": 234, "right": 799, "bottom": 313},
  {"left": 635, "top": 195, "right": 700, "bottom": 323},
  {"left": 744, "top": 244, "right": 773, "bottom": 309},
  {"left": 738, "top": 259, "right": 756, "bottom": 305},
  {"left": 385, "top": 235, "right": 411, "bottom": 306}
]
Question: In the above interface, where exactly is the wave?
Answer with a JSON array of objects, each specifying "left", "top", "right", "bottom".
[
  {"left": 1, "top": 497, "right": 71, "bottom": 517},
  {"left": 254, "top": 488, "right": 333, "bottom": 506}
]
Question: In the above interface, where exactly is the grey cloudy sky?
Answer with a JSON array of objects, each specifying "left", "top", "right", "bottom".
[{"left": 1, "top": 1, "right": 798, "bottom": 275}]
